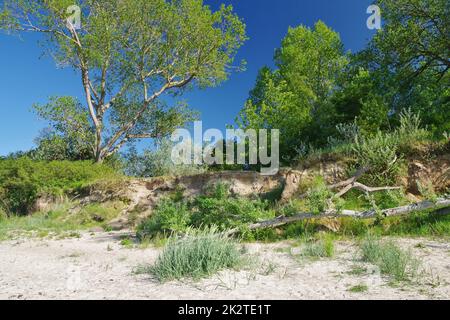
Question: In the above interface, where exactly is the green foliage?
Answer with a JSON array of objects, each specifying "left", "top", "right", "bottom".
[
  {"left": 302, "top": 236, "right": 335, "bottom": 258},
  {"left": 0, "top": 158, "right": 121, "bottom": 215},
  {"left": 0, "top": 200, "right": 123, "bottom": 240},
  {"left": 191, "top": 185, "right": 273, "bottom": 230},
  {"left": 381, "top": 211, "right": 450, "bottom": 237},
  {"left": 139, "top": 227, "right": 243, "bottom": 282},
  {"left": 360, "top": 235, "right": 421, "bottom": 282},
  {"left": 359, "top": 0, "right": 449, "bottom": 137},
  {"left": 137, "top": 183, "right": 274, "bottom": 239},
  {"left": 237, "top": 21, "right": 348, "bottom": 158},
  {"left": 237, "top": 0, "right": 448, "bottom": 162},
  {"left": 137, "top": 200, "right": 191, "bottom": 238},
  {"left": 351, "top": 132, "right": 402, "bottom": 185},
  {"left": 1, "top": 0, "right": 247, "bottom": 161},
  {"left": 32, "top": 96, "right": 94, "bottom": 161},
  {"left": 417, "top": 181, "right": 438, "bottom": 203},
  {"left": 125, "top": 139, "right": 207, "bottom": 178},
  {"left": 305, "top": 177, "right": 334, "bottom": 214}
]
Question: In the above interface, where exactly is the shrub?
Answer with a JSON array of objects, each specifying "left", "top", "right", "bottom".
[
  {"left": 360, "top": 235, "right": 421, "bottom": 282},
  {"left": 417, "top": 181, "right": 438, "bottom": 202},
  {"left": 125, "top": 139, "right": 207, "bottom": 178},
  {"left": 352, "top": 131, "right": 403, "bottom": 185},
  {"left": 306, "top": 177, "right": 334, "bottom": 214},
  {"left": 137, "top": 183, "right": 275, "bottom": 238},
  {"left": 137, "top": 200, "right": 191, "bottom": 238},
  {"left": 0, "top": 158, "right": 121, "bottom": 215},
  {"left": 380, "top": 211, "right": 450, "bottom": 237},
  {"left": 143, "top": 227, "right": 242, "bottom": 282},
  {"left": 396, "top": 108, "right": 430, "bottom": 153},
  {"left": 191, "top": 194, "right": 273, "bottom": 230}
]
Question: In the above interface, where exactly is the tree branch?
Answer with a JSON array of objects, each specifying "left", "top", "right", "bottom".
[{"left": 227, "top": 199, "right": 450, "bottom": 235}]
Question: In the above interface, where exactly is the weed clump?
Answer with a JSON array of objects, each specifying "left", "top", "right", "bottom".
[
  {"left": 359, "top": 235, "right": 421, "bottom": 282},
  {"left": 139, "top": 227, "right": 243, "bottom": 282}
]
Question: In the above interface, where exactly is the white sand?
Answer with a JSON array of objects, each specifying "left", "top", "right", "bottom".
[{"left": 0, "top": 232, "right": 448, "bottom": 300}]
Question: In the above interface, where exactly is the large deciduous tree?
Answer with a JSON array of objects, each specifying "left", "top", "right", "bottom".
[
  {"left": 0, "top": 0, "right": 247, "bottom": 162},
  {"left": 237, "top": 21, "right": 348, "bottom": 157},
  {"left": 357, "top": 0, "right": 449, "bottom": 135}
]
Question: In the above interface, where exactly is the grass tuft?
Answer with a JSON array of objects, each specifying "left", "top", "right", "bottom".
[
  {"left": 138, "top": 227, "right": 243, "bottom": 282},
  {"left": 359, "top": 235, "right": 421, "bottom": 282},
  {"left": 302, "top": 236, "right": 335, "bottom": 258},
  {"left": 348, "top": 284, "right": 369, "bottom": 293}
]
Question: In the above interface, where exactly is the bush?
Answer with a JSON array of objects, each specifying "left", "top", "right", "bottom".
[
  {"left": 0, "top": 158, "right": 121, "bottom": 215},
  {"left": 306, "top": 177, "right": 334, "bottom": 214},
  {"left": 352, "top": 131, "right": 403, "bottom": 185},
  {"left": 191, "top": 186, "right": 273, "bottom": 230},
  {"left": 137, "top": 200, "right": 191, "bottom": 238},
  {"left": 142, "top": 228, "right": 243, "bottom": 282},
  {"left": 360, "top": 235, "right": 421, "bottom": 282},
  {"left": 396, "top": 108, "right": 430, "bottom": 153},
  {"left": 137, "top": 183, "right": 275, "bottom": 239},
  {"left": 125, "top": 139, "right": 207, "bottom": 178}
]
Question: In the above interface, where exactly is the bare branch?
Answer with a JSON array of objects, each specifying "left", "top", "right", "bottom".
[{"left": 227, "top": 198, "right": 450, "bottom": 236}]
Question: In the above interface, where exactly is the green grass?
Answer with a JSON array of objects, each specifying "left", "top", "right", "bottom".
[
  {"left": 120, "top": 238, "right": 134, "bottom": 248},
  {"left": 0, "top": 158, "right": 123, "bottom": 215},
  {"left": 0, "top": 201, "right": 124, "bottom": 240},
  {"left": 256, "top": 206, "right": 450, "bottom": 242},
  {"left": 301, "top": 235, "right": 335, "bottom": 258},
  {"left": 359, "top": 235, "right": 421, "bottom": 282},
  {"left": 136, "top": 227, "right": 243, "bottom": 282},
  {"left": 348, "top": 284, "right": 369, "bottom": 293}
]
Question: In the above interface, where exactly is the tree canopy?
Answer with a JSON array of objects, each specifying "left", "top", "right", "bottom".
[
  {"left": 0, "top": 0, "right": 247, "bottom": 162},
  {"left": 238, "top": 0, "right": 449, "bottom": 160},
  {"left": 237, "top": 21, "right": 348, "bottom": 157}
]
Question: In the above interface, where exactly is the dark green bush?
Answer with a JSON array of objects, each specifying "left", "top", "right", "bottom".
[
  {"left": 0, "top": 157, "right": 121, "bottom": 215},
  {"left": 191, "top": 188, "right": 273, "bottom": 230},
  {"left": 137, "top": 200, "right": 191, "bottom": 238}
]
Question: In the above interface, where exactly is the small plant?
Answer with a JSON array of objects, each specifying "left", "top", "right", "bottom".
[
  {"left": 120, "top": 238, "right": 134, "bottom": 248},
  {"left": 302, "top": 236, "right": 335, "bottom": 258},
  {"left": 137, "top": 200, "right": 191, "bottom": 239},
  {"left": 359, "top": 235, "right": 421, "bottom": 282},
  {"left": 306, "top": 177, "right": 334, "bottom": 214},
  {"left": 348, "top": 284, "right": 368, "bottom": 293},
  {"left": 143, "top": 227, "right": 243, "bottom": 282},
  {"left": 396, "top": 108, "right": 430, "bottom": 151},
  {"left": 352, "top": 131, "right": 403, "bottom": 185},
  {"left": 417, "top": 181, "right": 438, "bottom": 202}
]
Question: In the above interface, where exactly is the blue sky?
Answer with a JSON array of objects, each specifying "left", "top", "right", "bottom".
[{"left": 0, "top": 0, "right": 376, "bottom": 156}]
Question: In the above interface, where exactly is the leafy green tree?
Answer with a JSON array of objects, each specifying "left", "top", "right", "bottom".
[
  {"left": 32, "top": 96, "right": 94, "bottom": 160},
  {"left": 124, "top": 138, "right": 206, "bottom": 178},
  {"left": 358, "top": 0, "right": 449, "bottom": 135},
  {"left": 237, "top": 21, "right": 348, "bottom": 157},
  {"left": 331, "top": 68, "right": 390, "bottom": 135},
  {"left": 1, "top": 0, "right": 246, "bottom": 162}
]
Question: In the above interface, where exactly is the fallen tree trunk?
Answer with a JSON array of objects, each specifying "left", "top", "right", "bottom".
[{"left": 227, "top": 198, "right": 450, "bottom": 235}]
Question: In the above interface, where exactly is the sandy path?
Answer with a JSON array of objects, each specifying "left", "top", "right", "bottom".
[{"left": 0, "top": 232, "right": 449, "bottom": 300}]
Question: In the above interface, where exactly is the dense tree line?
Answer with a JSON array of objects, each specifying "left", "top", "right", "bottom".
[{"left": 237, "top": 0, "right": 449, "bottom": 161}]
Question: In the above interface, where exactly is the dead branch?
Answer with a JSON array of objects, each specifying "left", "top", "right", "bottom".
[
  {"left": 227, "top": 198, "right": 450, "bottom": 236},
  {"left": 298, "top": 166, "right": 401, "bottom": 199}
]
